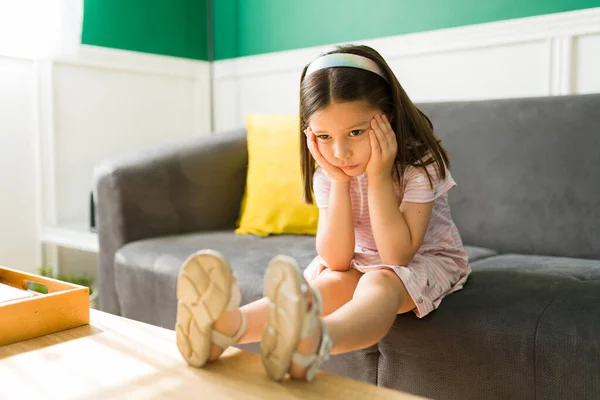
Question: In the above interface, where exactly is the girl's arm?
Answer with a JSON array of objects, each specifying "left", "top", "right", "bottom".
[
  {"left": 316, "top": 180, "right": 355, "bottom": 271},
  {"left": 368, "top": 175, "right": 433, "bottom": 266},
  {"left": 305, "top": 127, "right": 355, "bottom": 271},
  {"left": 365, "top": 114, "right": 433, "bottom": 266}
]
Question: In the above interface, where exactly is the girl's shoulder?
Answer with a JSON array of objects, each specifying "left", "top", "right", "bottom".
[
  {"left": 402, "top": 162, "right": 440, "bottom": 183},
  {"left": 313, "top": 166, "right": 332, "bottom": 190},
  {"left": 312, "top": 166, "right": 335, "bottom": 208},
  {"left": 396, "top": 156, "right": 456, "bottom": 202},
  {"left": 313, "top": 165, "right": 330, "bottom": 180},
  {"left": 399, "top": 152, "right": 448, "bottom": 183}
]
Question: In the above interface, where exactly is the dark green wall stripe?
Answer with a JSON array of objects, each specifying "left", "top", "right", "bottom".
[
  {"left": 214, "top": 1, "right": 600, "bottom": 60},
  {"left": 82, "top": 0, "right": 209, "bottom": 60},
  {"left": 213, "top": 0, "right": 238, "bottom": 61},
  {"left": 81, "top": 1, "right": 600, "bottom": 61}
]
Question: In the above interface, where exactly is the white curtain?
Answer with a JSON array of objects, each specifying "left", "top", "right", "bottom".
[{"left": 0, "top": 0, "right": 83, "bottom": 59}]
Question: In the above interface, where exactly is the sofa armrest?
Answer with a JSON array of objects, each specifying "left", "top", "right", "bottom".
[{"left": 93, "top": 129, "right": 248, "bottom": 314}]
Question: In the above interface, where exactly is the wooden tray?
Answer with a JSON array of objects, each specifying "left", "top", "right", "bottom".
[{"left": 0, "top": 266, "right": 89, "bottom": 346}]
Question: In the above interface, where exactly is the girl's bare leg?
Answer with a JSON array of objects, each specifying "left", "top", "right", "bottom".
[
  {"left": 207, "top": 266, "right": 363, "bottom": 361},
  {"left": 289, "top": 269, "right": 415, "bottom": 378}
]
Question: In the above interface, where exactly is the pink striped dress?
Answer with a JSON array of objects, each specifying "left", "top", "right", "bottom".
[{"left": 304, "top": 162, "right": 472, "bottom": 318}]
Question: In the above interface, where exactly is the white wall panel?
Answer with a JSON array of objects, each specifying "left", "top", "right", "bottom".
[
  {"left": 0, "top": 57, "right": 38, "bottom": 271},
  {"left": 574, "top": 33, "right": 600, "bottom": 94}
]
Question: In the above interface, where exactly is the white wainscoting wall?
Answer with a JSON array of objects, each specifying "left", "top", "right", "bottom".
[
  {"left": 0, "top": 55, "right": 38, "bottom": 272},
  {"left": 0, "top": 46, "right": 211, "bottom": 273},
  {"left": 212, "top": 7, "right": 600, "bottom": 132}
]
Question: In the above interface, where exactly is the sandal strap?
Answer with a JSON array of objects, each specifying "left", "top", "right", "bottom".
[
  {"left": 291, "top": 286, "right": 333, "bottom": 382},
  {"left": 306, "top": 321, "right": 332, "bottom": 382},
  {"left": 211, "top": 309, "right": 247, "bottom": 350},
  {"left": 291, "top": 317, "right": 332, "bottom": 382},
  {"left": 211, "top": 276, "right": 245, "bottom": 350},
  {"left": 291, "top": 351, "right": 316, "bottom": 368}
]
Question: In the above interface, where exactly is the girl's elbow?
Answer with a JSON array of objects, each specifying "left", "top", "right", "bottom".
[
  {"left": 326, "top": 262, "right": 352, "bottom": 272},
  {"left": 316, "top": 252, "right": 352, "bottom": 271},
  {"left": 316, "top": 244, "right": 353, "bottom": 269}
]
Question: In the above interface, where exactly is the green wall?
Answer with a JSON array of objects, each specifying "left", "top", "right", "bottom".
[
  {"left": 82, "top": 0, "right": 209, "bottom": 60},
  {"left": 81, "top": 1, "right": 600, "bottom": 61},
  {"left": 214, "top": 0, "right": 600, "bottom": 60}
]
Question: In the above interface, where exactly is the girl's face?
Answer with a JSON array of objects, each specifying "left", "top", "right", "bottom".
[{"left": 308, "top": 100, "right": 382, "bottom": 177}]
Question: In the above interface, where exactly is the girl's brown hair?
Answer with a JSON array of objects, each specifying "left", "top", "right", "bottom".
[{"left": 300, "top": 44, "right": 449, "bottom": 204}]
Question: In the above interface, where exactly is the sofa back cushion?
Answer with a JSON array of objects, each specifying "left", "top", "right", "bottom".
[{"left": 418, "top": 94, "right": 600, "bottom": 259}]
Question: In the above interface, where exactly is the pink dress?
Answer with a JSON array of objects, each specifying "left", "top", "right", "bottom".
[{"left": 304, "top": 163, "right": 472, "bottom": 318}]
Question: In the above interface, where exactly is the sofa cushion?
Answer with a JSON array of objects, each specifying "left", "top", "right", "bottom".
[
  {"left": 376, "top": 254, "right": 600, "bottom": 400},
  {"left": 464, "top": 245, "right": 497, "bottom": 262},
  {"left": 113, "top": 230, "right": 316, "bottom": 328},
  {"left": 419, "top": 94, "right": 600, "bottom": 259},
  {"left": 113, "top": 229, "right": 495, "bottom": 329},
  {"left": 470, "top": 253, "right": 600, "bottom": 279}
]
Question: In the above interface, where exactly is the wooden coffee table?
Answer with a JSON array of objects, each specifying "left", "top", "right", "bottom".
[{"left": 0, "top": 309, "right": 425, "bottom": 399}]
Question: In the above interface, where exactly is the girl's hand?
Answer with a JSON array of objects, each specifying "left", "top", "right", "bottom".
[
  {"left": 366, "top": 114, "right": 397, "bottom": 178},
  {"left": 305, "top": 127, "right": 350, "bottom": 182}
]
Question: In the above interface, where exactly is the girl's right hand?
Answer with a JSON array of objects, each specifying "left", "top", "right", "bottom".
[{"left": 305, "top": 127, "right": 350, "bottom": 182}]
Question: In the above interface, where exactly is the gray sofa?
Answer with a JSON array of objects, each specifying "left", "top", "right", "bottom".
[{"left": 95, "top": 93, "right": 600, "bottom": 400}]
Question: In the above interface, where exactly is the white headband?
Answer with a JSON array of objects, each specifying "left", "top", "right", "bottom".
[{"left": 305, "top": 53, "right": 389, "bottom": 83}]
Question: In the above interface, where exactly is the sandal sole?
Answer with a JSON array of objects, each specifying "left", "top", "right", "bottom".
[
  {"left": 260, "top": 255, "right": 306, "bottom": 381},
  {"left": 175, "top": 249, "right": 233, "bottom": 368}
]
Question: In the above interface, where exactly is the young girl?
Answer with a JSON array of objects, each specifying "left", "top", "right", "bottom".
[{"left": 175, "top": 44, "right": 471, "bottom": 383}]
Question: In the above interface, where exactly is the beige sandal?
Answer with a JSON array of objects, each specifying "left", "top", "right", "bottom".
[
  {"left": 260, "top": 255, "right": 332, "bottom": 382},
  {"left": 175, "top": 249, "right": 247, "bottom": 367}
]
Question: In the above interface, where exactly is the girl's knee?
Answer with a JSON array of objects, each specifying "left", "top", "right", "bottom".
[
  {"left": 356, "top": 269, "right": 414, "bottom": 312},
  {"left": 357, "top": 269, "right": 399, "bottom": 291},
  {"left": 314, "top": 267, "right": 362, "bottom": 292}
]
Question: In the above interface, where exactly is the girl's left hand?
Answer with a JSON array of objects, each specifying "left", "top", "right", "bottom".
[{"left": 366, "top": 114, "right": 397, "bottom": 178}]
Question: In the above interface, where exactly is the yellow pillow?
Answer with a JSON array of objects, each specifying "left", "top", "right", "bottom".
[{"left": 235, "top": 114, "right": 318, "bottom": 237}]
